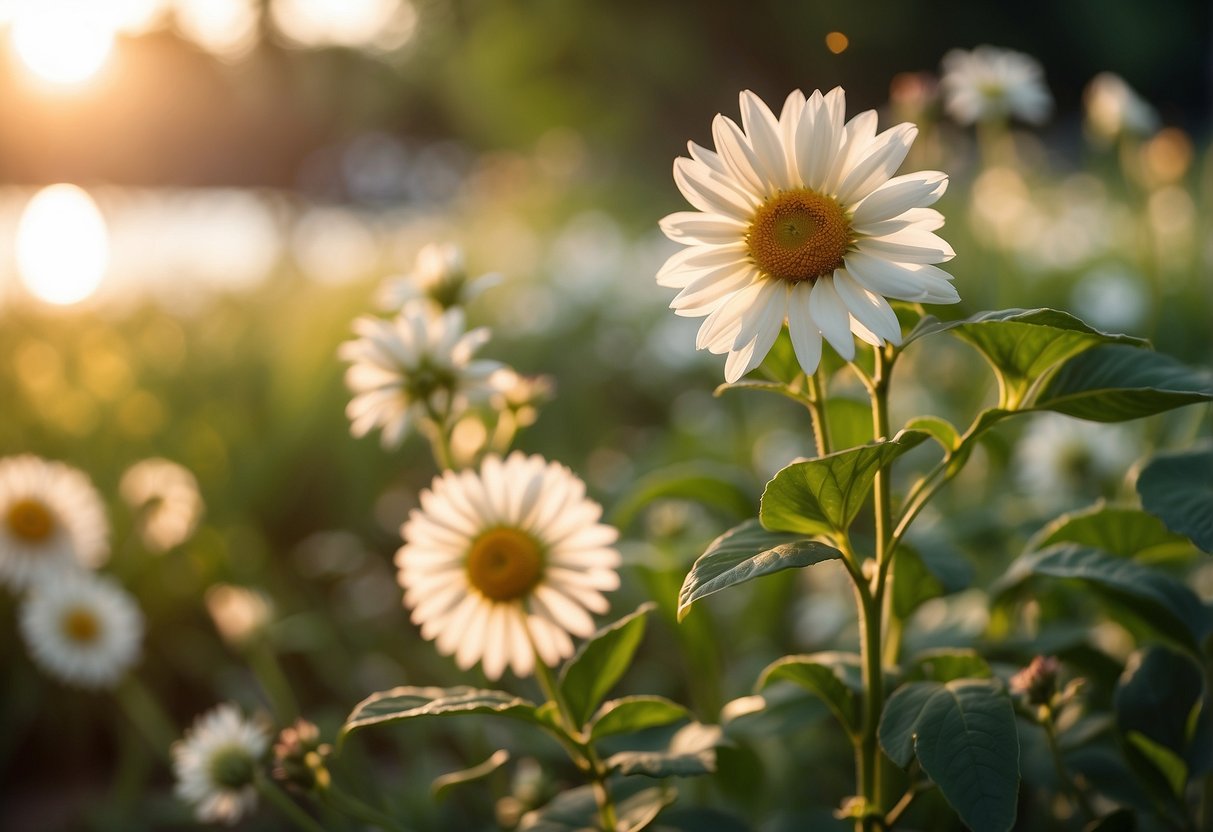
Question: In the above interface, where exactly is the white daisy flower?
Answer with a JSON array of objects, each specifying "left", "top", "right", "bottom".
[
  {"left": 940, "top": 45, "right": 1052, "bottom": 126},
  {"left": 658, "top": 88, "right": 958, "bottom": 382},
  {"left": 376, "top": 242, "right": 501, "bottom": 314},
  {"left": 119, "top": 458, "right": 204, "bottom": 553},
  {"left": 173, "top": 703, "right": 270, "bottom": 826},
  {"left": 0, "top": 455, "right": 109, "bottom": 590},
  {"left": 338, "top": 306, "right": 501, "bottom": 449},
  {"left": 396, "top": 452, "right": 621, "bottom": 680},
  {"left": 19, "top": 570, "right": 143, "bottom": 688},
  {"left": 1014, "top": 414, "right": 1138, "bottom": 506},
  {"left": 1085, "top": 72, "right": 1158, "bottom": 141}
]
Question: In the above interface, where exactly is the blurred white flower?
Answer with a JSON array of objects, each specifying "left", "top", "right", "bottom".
[
  {"left": 173, "top": 703, "right": 269, "bottom": 825},
  {"left": 376, "top": 242, "right": 500, "bottom": 314},
  {"left": 489, "top": 367, "right": 555, "bottom": 426},
  {"left": 205, "top": 584, "right": 273, "bottom": 648},
  {"left": 1015, "top": 414, "right": 1138, "bottom": 505},
  {"left": 0, "top": 455, "right": 109, "bottom": 590},
  {"left": 1085, "top": 72, "right": 1158, "bottom": 141},
  {"left": 120, "top": 458, "right": 203, "bottom": 552},
  {"left": 19, "top": 570, "right": 142, "bottom": 688},
  {"left": 338, "top": 306, "right": 501, "bottom": 448},
  {"left": 659, "top": 88, "right": 957, "bottom": 382},
  {"left": 396, "top": 452, "right": 620, "bottom": 679},
  {"left": 940, "top": 46, "right": 1052, "bottom": 125}
]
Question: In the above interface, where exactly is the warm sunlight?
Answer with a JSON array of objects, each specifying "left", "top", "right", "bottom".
[
  {"left": 10, "top": 1, "right": 115, "bottom": 86},
  {"left": 16, "top": 184, "right": 110, "bottom": 305}
]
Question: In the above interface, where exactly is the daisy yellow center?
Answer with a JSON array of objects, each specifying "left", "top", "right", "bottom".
[
  {"left": 61, "top": 607, "right": 101, "bottom": 644},
  {"left": 7, "top": 498, "right": 55, "bottom": 542},
  {"left": 466, "top": 527, "right": 544, "bottom": 602},
  {"left": 747, "top": 189, "right": 852, "bottom": 283}
]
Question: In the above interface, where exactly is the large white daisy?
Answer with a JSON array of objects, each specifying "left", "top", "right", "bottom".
[
  {"left": 0, "top": 455, "right": 110, "bottom": 590},
  {"left": 658, "top": 88, "right": 958, "bottom": 383},
  {"left": 940, "top": 46, "right": 1052, "bottom": 126},
  {"left": 19, "top": 570, "right": 143, "bottom": 688},
  {"left": 338, "top": 306, "right": 501, "bottom": 449},
  {"left": 396, "top": 452, "right": 620, "bottom": 680},
  {"left": 119, "top": 458, "right": 204, "bottom": 553},
  {"left": 173, "top": 703, "right": 270, "bottom": 826}
]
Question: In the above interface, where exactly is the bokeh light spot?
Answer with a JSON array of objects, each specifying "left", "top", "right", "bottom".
[
  {"left": 16, "top": 185, "right": 110, "bottom": 306},
  {"left": 11, "top": 1, "right": 115, "bottom": 86},
  {"left": 825, "top": 31, "right": 849, "bottom": 54}
]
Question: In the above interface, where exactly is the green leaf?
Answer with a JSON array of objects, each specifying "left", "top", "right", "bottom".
[
  {"left": 520, "top": 784, "right": 675, "bottom": 832},
  {"left": 605, "top": 722, "right": 722, "bottom": 778},
  {"left": 903, "top": 649, "right": 992, "bottom": 683},
  {"left": 1029, "top": 502, "right": 1195, "bottom": 561},
  {"left": 1032, "top": 345, "right": 1213, "bottom": 422},
  {"left": 432, "top": 749, "right": 510, "bottom": 799},
  {"left": 1137, "top": 447, "right": 1213, "bottom": 554},
  {"left": 1127, "top": 732, "right": 1187, "bottom": 797},
  {"left": 609, "top": 463, "right": 754, "bottom": 530},
  {"left": 589, "top": 696, "right": 691, "bottom": 742},
  {"left": 941, "top": 308, "right": 1144, "bottom": 408},
  {"left": 559, "top": 604, "right": 654, "bottom": 728},
  {"left": 718, "top": 687, "right": 831, "bottom": 740},
  {"left": 879, "top": 680, "right": 1020, "bottom": 832},
  {"left": 904, "top": 415, "right": 961, "bottom": 451},
  {"left": 892, "top": 541, "right": 973, "bottom": 618},
  {"left": 759, "top": 431, "right": 929, "bottom": 536},
  {"left": 993, "top": 544, "right": 1212, "bottom": 653},
  {"left": 677, "top": 519, "right": 842, "bottom": 620},
  {"left": 341, "top": 686, "right": 539, "bottom": 739},
  {"left": 755, "top": 652, "right": 862, "bottom": 734}
]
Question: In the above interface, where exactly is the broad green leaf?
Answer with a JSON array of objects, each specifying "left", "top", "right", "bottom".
[
  {"left": 718, "top": 687, "right": 830, "bottom": 740},
  {"left": 756, "top": 652, "right": 862, "bottom": 734},
  {"left": 605, "top": 722, "right": 721, "bottom": 778},
  {"left": 1115, "top": 647, "right": 1208, "bottom": 801},
  {"left": 589, "top": 696, "right": 691, "bottom": 742},
  {"left": 759, "top": 431, "right": 929, "bottom": 536},
  {"left": 559, "top": 604, "right": 654, "bottom": 728},
  {"left": 904, "top": 415, "right": 960, "bottom": 451},
  {"left": 1032, "top": 345, "right": 1213, "bottom": 422},
  {"left": 1137, "top": 447, "right": 1213, "bottom": 554},
  {"left": 520, "top": 784, "right": 675, "bottom": 832},
  {"left": 993, "top": 544, "right": 1212, "bottom": 653},
  {"left": 879, "top": 680, "right": 1020, "bottom": 832},
  {"left": 1127, "top": 732, "right": 1187, "bottom": 797},
  {"left": 432, "top": 749, "right": 510, "bottom": 799},
  {"left": 892, "top": 541, "right": 973, "bottom": 618},
  {"left": 342, "top": 686, "right": 539, "bottom": 739},
  {"left": 903, "top": 649, "right": 991, "bottom": 683},
  {"left": 677, "top": 519, "right": 841, "bottom": 620},
  {"left": 1028, "top": 502, "right": 1195, "bottom": 562},
  {"left": 609, "top": 463, "right": 754, "bottom": 530},
  {"left": 942, "top": 308, "right": 1144, "bottom": 408}
]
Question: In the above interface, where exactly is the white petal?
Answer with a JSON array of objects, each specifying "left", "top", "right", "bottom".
[
  {"left": 673, "top": 157, "right": 756, "bottom": 219},
  {"left": 844, "top": 252, "right": 959, "bottom": 303},
  {"left": 787, "top": 282, "right": 824, "bottom": 375},
  {"left": 739, "top": 90, "right": 793, "bottom": 191},
  {"left": 730, "top": 278, "right": 787, "bottom": 349},
  {"left": 851, "top": 172, "right": 948, "bottom": 228},
  {"left": 712, "top": 114, "right": 767, "bottom": 196},
  {"left": 836, "top": 124, "right": 918, "bottom": 205},
  {"left": 833, "top": 270, "right": 903, "bottom": 345},
  {"left": 671, "top": 263, "right": 758, "bottom": 315},
  {"left": 856, "top": 228, "right": 955, "bottom": 264},
  {"left": 660, "top": 211, "right": 748, "bottom": 246},
  {"left": 808, "top": 278, "right": 855, "bottom": 360}
]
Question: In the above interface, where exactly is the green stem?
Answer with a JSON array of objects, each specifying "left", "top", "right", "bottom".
[
  {"left": 1041, "top": 712, "right": 1096, "bottom": 823},
  {"left": 257, "top": 773, "right": 328, "bottom": 832},
  {"left": 805, "top": 368, "right": 832, "bottom": 457},
  {"left": 248, "top": 641, "right": 299, "bottom": 723},
  {"left": 855, "top": 578, "right": 883, "bottom": 832},
  {"left": 323, "top": 784, "right": 409, "bottom": 831},
  {"left": 115, "top": 675, "right": 177, "bottom": 761},
  {"left": 531, "top": 649, "right": 618, "bottom": 831}
]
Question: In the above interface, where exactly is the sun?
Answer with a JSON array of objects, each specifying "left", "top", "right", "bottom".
[
  {"left": 16, "top": 185, "right": 110, "bottom": 306},
  {"left": 10, "top": 1, "right": 115, "bottom": 87}
]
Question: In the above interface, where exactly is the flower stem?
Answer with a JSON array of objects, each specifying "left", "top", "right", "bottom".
[
  {"left": 805, "top": 368, "right": 832, "bottom": 457},
  {"left": 1041, "top": 711, "right": 1096, "bottom": 823},
  {"left": 531, "top": 647, "right": 618, "bottom": 831},
  {"left": 115, "top": 675, "right": 177, "bottom": 761},
  {"left": 256, "top": 773, "right": 329, "bottom": 832}
]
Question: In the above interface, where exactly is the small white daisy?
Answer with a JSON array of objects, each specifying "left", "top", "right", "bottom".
[
  {"left": 658, "top": 88, "right": 958, "bottom": 382},
  {"left": 338, "top": 306, "right": 502, "bottom": 449},
  {"left": 376, "top": 242, "right": 501, "bottom": 314},
  {"left": 119, "top": 458, "right": 204, "bottom": 553},
  {"left": 173, "top": 703, "right": 270, "bottom": 826},
  {"left": 0, "top": 455, "right": 109, "bottom": 590},
  {"left": 396, "top": 452, "right": 621, "bottom": 680},
  {"left": 940, "top": 46, "right": 1052, "bottom": 126},
  {"left": 1085, "top": 72, "right": 1158, "bottom": 141},
  {"left": 1015, "top": 414, "right": 1138, "bottom": 506},
  {"left": 19, "top": 570, "right": 143, "bottom": 688}
]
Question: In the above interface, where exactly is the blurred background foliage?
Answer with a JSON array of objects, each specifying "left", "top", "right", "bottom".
[{"left": 0, "top": 0, "right": 1210, "bottom": 829}]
